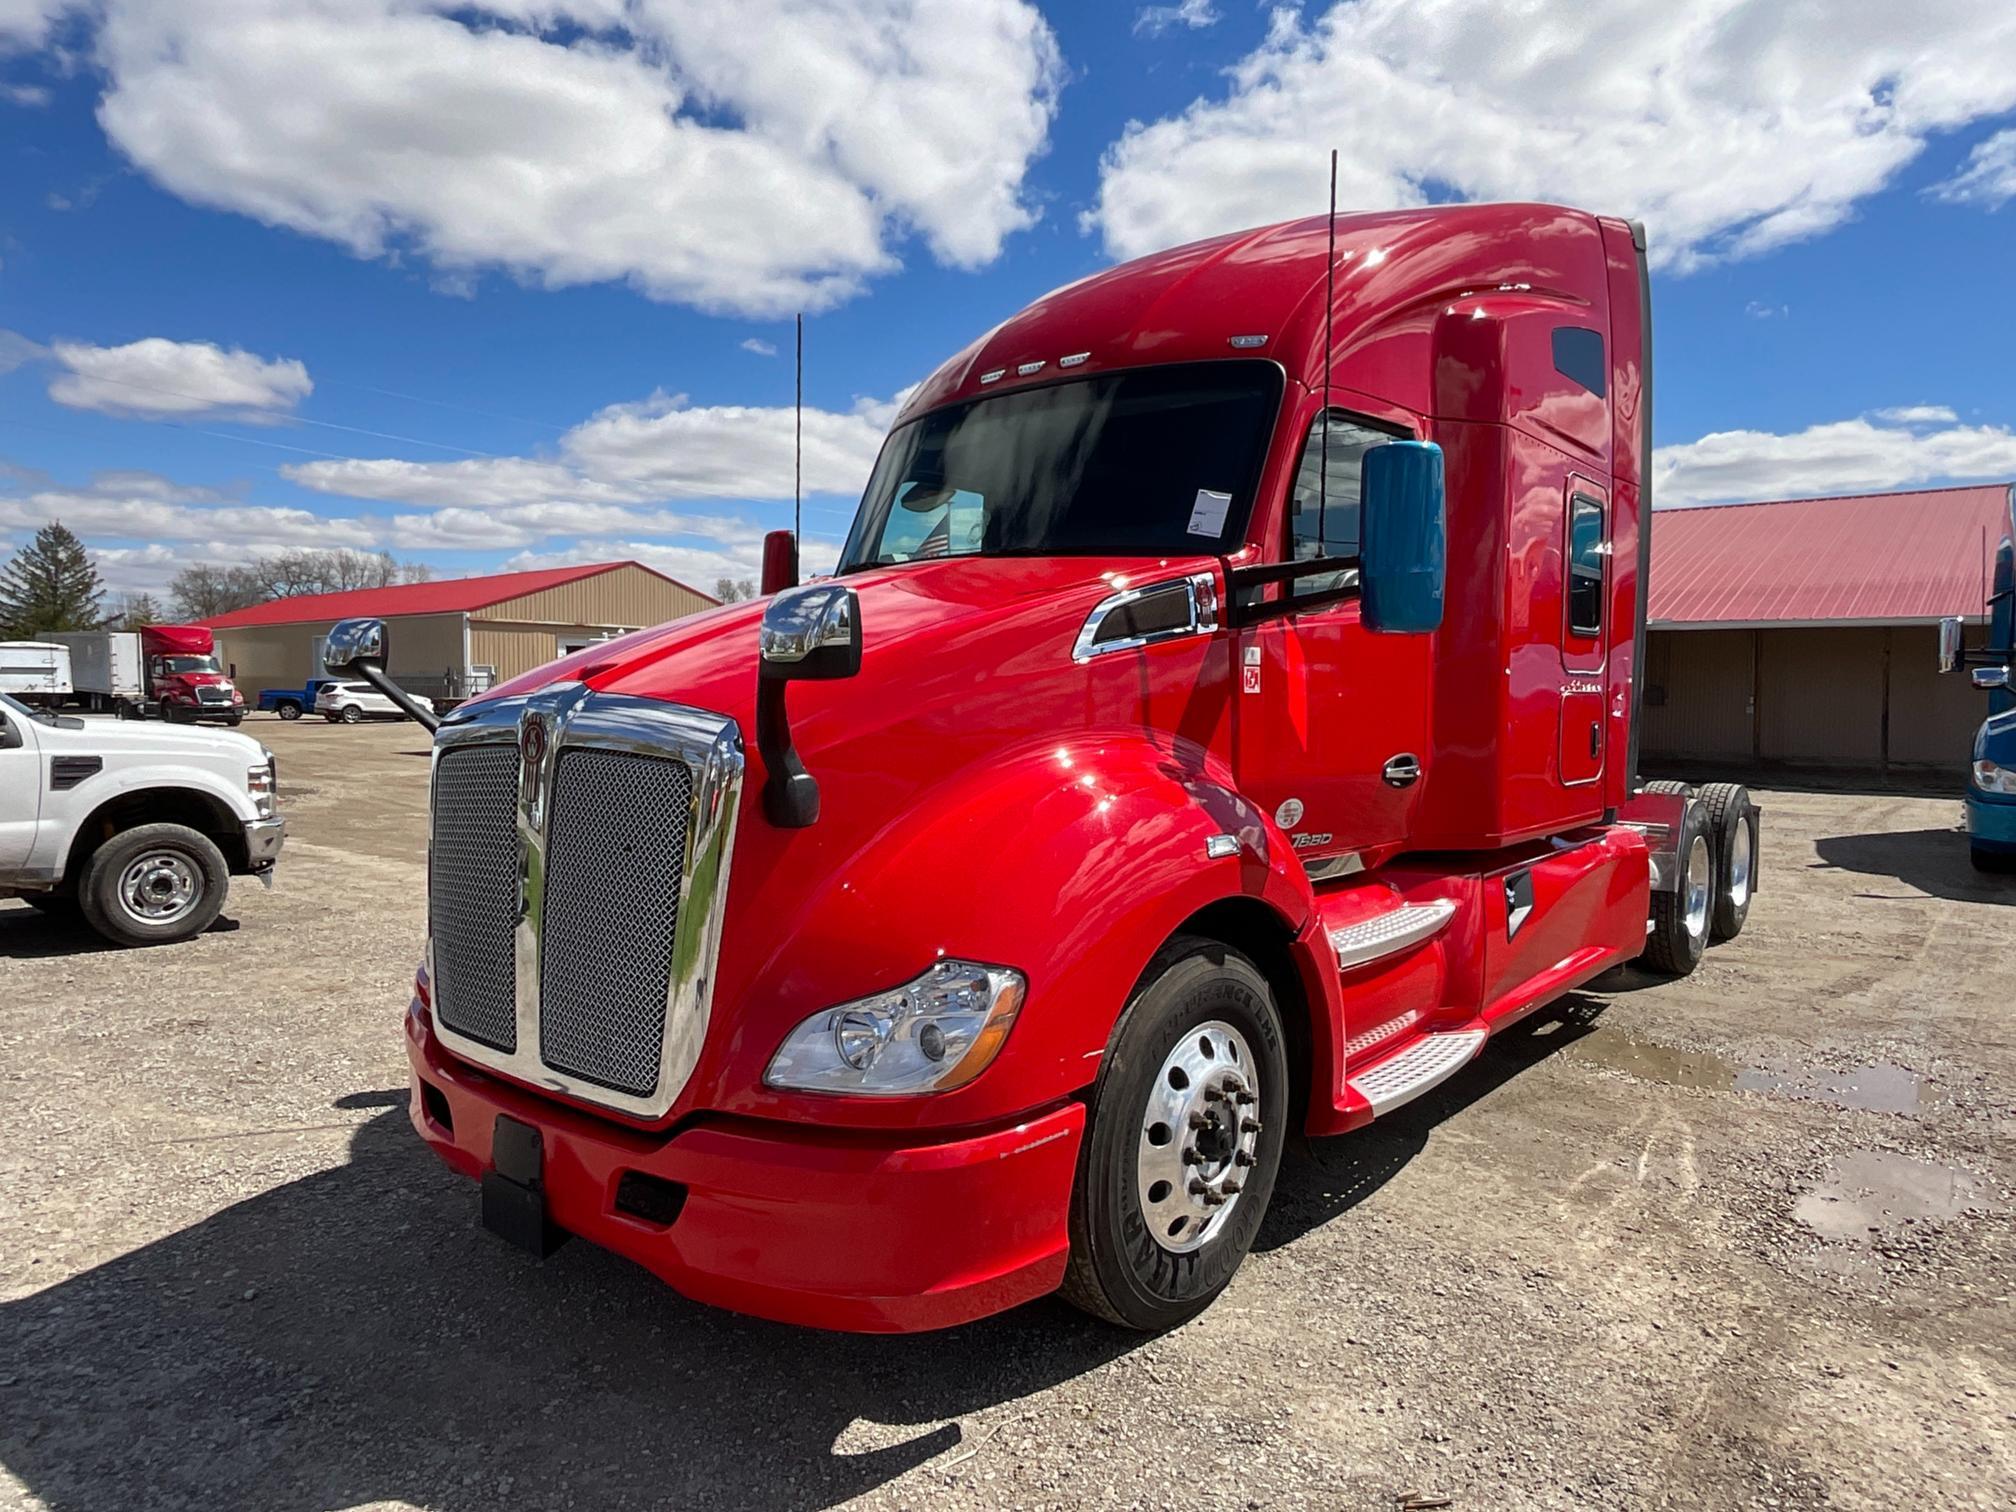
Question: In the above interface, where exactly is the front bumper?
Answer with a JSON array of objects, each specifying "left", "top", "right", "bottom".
[
  {"left": 405, "top": 1008, "right": 1085, "bottom": 1332},
  {"left": 1964, "top": 793, "right": 2016, "bottom": 851},
  {"left": 241, "top": 816, "right": 286, "bottom": 870}
]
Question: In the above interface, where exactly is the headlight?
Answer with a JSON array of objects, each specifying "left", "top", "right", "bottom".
[
  {"left": 764, "top": 959, "right": 1026, "bottom": 1096},
  {"left": 247, "top": 757, "right": 277, "bottom": 816},
  {"left": 1974, "top": 760, "right": 2016, "bottom": 796}
]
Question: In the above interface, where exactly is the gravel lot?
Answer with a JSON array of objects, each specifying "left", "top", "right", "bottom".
[{"left": 3, "top": 717, "right": 2012, "bottom": 1511}]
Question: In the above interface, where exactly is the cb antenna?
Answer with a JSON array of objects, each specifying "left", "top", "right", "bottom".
[
  {"left": 794, "top": 312, "right": 804, "bottom": 558},
  {"left": 1319, "top": 149, "right": 1337, "bottom": 558}
]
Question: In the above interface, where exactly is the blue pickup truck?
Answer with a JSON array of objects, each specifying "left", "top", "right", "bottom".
[
  {"left": 1942, "top": 495, "right": 2015, "bottom": 873},
  {"left": 256, "top": 677, "right": 337, "bottom": 721}
]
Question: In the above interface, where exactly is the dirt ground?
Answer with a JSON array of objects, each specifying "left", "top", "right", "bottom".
[{"left": 2, "top": 716, "right": 2011, "bottom": 1511}]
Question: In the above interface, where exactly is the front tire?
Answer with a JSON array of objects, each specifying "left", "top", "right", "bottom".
[
  {"left": 1060, "top": 934, "right": 1289, "bottom": 1331},
  {"left": 1974, "top": 844, "right": 2016, "bottom": 875},
  {"left": 340, "top": 704, "right": 363, "bottom": 724},
  {"left": 78, "top": 823, "right": 229, "bottom": 947}
]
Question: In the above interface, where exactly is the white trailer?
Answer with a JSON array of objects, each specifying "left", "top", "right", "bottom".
[
  {"left": 41, "top": 631, "right": 145, "bottom": 711},
  {"left": 0, "top": 642, "right": 73, "bottom": 707}
]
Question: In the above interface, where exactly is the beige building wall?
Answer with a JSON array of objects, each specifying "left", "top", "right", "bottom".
[
  {"left": 216, "top": 612, "right": 465, "bottom": 700},
  {"left": 483, "top": 564, "right": 713, "bottom": 633},
  {"left": 1642, "top": 623, "right": 1987, "bottom": 774}
]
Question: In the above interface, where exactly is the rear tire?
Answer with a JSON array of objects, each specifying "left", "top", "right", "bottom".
[
  {"left": 1974, "top": 844, "right": 2016, "bottom": 875},
  {"left": 1639, "top": 799, "right": 1712, "bottom": 977},
  {"left": 340, "top": 704, "right": 363, "bottom": 724},
  {"left": 1060, "top": 934, "right": 1289, "bottom": 1332},
  {"left": 275, "top": 701, "right": 302, "bottom": 721},
  {"left": 1695, "top": 782, "right": 1756, "bottom": 941},
  {"left": 78, "top": 823, "right": 229, "bottom": 947}
]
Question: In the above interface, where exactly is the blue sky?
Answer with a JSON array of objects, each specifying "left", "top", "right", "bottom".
[{"left": 2, "top": 0, "right": 2014, "bottom": 602}]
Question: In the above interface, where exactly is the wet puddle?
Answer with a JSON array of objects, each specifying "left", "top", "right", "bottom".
[
  {"left": 1564, "top": 1030, "right": 1925, "bottom": 1113},
  {"left": 1792, "top": 1149, "right": 1986, "bottom": 1246}
]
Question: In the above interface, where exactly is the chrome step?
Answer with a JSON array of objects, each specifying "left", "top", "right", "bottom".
[
  {"left": 1347, "top": 1029, "right": 1487, "bottom": 1116},
  {"left": 1329, "top": 898, "right": 1457, "bottom": 971}
]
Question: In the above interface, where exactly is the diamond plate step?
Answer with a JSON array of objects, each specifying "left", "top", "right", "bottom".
[
  {"left": 1328, "top": 898, "right": 1457, "bottom": 971},
  {"left": 1347, "top": 1028, "right": 1487, "bottom": 1116}
]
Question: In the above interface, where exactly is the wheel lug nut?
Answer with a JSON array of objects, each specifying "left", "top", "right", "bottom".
[
  {"left": 1203, "top": 1087, "right": 1224, "bottom": 1103},
  {"left": 1221, "top": 1179, "right": 1243, "bottom": 1195},
  {"left": 1182, "top": 1146, "right": 1201, "bottom": 1165},
  {"left": 1233, "top": 1090, "right": 1255, "bottom": 1106},
  {"left": 1234, "top": 1151, "right": 1255, "bottom": 1167},
  {"left": 1240, "top": 1117, "right": 1260, "bottom": 1134},
  {"left": 1188, "top": 1179, "right": 1211, "bottom": 1196},
  {"left": 1187, "top": 1111, "right": 1211, "bottom": 1130}
]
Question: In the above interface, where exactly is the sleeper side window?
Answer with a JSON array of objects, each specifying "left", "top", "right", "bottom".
[
  {"left": 1287, "top": 411, "right": 1394, "bottom": 599},
  {"left": 1568, "top": 494, "right": 1605, "bottom": 638}
]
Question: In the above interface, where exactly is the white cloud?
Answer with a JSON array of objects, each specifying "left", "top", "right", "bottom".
[
  {"left": 740, "top": 338, "right": 779, "bottom": 358},
  {"left": 1653, "top": 409, "right": 2016, "bottom": 507},
  {"left": 2, "top": 81, "right": 52, "bottom": 104},
  {"left": 46, "top": 336, "right": 312, "bottom": 419},
  {"left": 284, "top": 388, "right": 894, "bottom": 509},
  {"left": 1134, "top": 0, "right": 1218, "bottom": 38},
  {"left": 504, "top": 533, "right": 843, "bottom": 591},
  {"left": 1743, "top": 301, "right": 1788, "bottom": 320},
  {"left": 0, "top": 0, "right": 70, "bottom": 52},
  {"left": 1931, "top": 128, "right": 2016, "bottom": 210},
  {"left": 1088, "top": 0, "right": 2016, "bottom": 271},
  {"left": 0, "top": 472, "right": 376, "bottom": 548},
  {"left": 0, "top": 328, "right": 45, "bottom": 373},
  {"left": 88, "top": 0, "right": 1063, "bottom": 318}
]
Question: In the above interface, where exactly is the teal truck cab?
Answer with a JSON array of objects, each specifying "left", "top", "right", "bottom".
[{"left": 1940, "top": 487, "right": 2016, "bottom": 872}]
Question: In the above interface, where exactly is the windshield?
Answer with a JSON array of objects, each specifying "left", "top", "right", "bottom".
[
  {"left": 839, "top": 361, "right": 1283, "bottom": 571},
  {"left": 161, "top": 655, "right": 221, "bottom": 675}
]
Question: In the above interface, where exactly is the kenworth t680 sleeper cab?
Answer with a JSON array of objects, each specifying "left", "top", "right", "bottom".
[{"left": 327, "top": 203, "right": 1761, "bottom": 1332}]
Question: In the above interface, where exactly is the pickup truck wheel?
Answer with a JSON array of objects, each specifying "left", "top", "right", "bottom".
[
  {"left": 274, "top": 700, "right": 303, "bottom": 720},
  {"left": 1060, "top": 934, "right": 1288, "bottom": 1331},
  {"left": 340, "top": 704, "right": 363, "bottom": 724},
  {"left": 1639, "top": 800, "right": 1712, "bottom": 977},
  {"left": 79, "top": 823, "right": 229, "bottom": 947},
  {"left": 1695, "top": 782, "right": 1756, "bottom": 941}
]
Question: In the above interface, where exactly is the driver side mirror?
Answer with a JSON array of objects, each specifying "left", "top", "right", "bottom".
[
  {"left": 1938, "top": 615, "right": 1965, "bottom": 673},
  {"left": 323, "top": 617, "right": 440, "bottom": 732},
  {"left": 1360, "top": 440, "right": 1446, "bottom": 635}
]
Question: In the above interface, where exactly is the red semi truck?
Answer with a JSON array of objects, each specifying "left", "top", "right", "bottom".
[
  {"left": 45, "top": 624, "right": 246, "bottom": 724},
  {"left": 328, "top": 202, "right": 1760, "bottom": 1333}
]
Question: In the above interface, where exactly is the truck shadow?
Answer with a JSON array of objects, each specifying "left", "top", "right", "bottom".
[
  {"left": 0, "top": 1004, "right": 1604, "bottom": 1512},
  {"left": 0, "top": 903, "right": 241, "bottom": 959},
  {"left": 1813, "top": 827, "right": 2016, "bottom": 905}
]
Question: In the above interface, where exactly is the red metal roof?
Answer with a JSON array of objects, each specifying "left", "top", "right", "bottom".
[
  {"left": 202, "top": 560, "right": 715, "bottom": 629},
  {"left": 1649, "top": 484, "right": 2015, "bottom": 627}
]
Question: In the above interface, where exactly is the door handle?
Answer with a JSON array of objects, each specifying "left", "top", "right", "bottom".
[
  {"left": 1589, "top": 722, "right": 1600, "bottom": 759},
  {"left": 1382, "top": 754, "right": 1422, "bottom": 788}
]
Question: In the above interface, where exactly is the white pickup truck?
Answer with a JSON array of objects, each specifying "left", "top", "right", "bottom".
[{"left": 0, "top": 692, "right": 285, "bottom": 946}]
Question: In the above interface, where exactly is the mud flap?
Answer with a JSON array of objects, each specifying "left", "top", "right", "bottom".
[{"left": 481, "top": 1115, "right": 569, "bottom": 1258}]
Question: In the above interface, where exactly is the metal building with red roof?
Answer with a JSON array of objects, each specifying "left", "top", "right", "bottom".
[
  {"left": 207, "top": 560, "right": 718, "bottom": 704},
  {"left": 1642, "top": 484, "right": 2014, "bottom": 774}
]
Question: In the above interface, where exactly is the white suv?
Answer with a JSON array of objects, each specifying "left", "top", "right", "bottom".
[
  {"left": 0, "top": 692, "right": 284, "bottom": 945},
  {"left": 315, "top": 680, "right": 437, "bottom": 724}
]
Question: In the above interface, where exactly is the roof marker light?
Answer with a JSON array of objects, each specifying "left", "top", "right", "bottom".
[
  {"left": 1059, "top": 351, "right": 1090, "bottom": 368},
  {"left": 979, "top": 368, "right": 1005, "bottom": 384},
  {"left": 1016, "top": 360, "right": 1046, "bottom": 376},
  {"left": 1227, "top": 334, "right": 1268, "bottom": 349}
]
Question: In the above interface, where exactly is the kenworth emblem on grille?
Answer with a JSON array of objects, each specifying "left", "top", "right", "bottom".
[{"left": 518, "top": 713, "right": 549, "bottom": 824}]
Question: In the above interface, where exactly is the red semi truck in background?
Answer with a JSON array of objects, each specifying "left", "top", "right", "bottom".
[
  {"left": 45, "top": 624, "right": 246, "bottom": 725},
  {"left": 327, "top": 203, "right": 1761, "bottom": 1332}
]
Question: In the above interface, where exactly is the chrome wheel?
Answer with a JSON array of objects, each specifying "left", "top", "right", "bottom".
[
  {"left": 1726, "top": 819, "right": 1753, "bottom": 909},
  {"left": 1684, "top": 832, "right": 1712, "bottom": 941},
  {"left": 1137, "top": 1019, "right": 1261, "bottom": 1255},
  {"left": 117, "top": 851, "right": 202, "bottom": 926}
]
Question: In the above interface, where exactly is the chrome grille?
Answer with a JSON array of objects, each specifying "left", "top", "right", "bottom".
[
  {"left": 196, "top": 686, "right": 231, "bottom": 704},
  {"left": 537, "top": 749, "right": 693, "bottom": 1096},
  {"left": 429, "top": 744, "right": 521, "bottom": 1051}
]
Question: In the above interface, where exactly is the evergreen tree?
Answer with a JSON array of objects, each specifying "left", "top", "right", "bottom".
[
  {"left": 0, "top": 522, "right": 105, "bottom": 637},
  {"left": 112, "top": 592, "right": 165, "bottom": 628}
]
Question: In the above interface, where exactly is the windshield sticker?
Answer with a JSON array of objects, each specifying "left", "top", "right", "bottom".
[{"left": 1186, "top": 488, "right": 1233, "bottom": 537}]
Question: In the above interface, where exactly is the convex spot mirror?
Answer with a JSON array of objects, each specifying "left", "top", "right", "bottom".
[
  {"left": 1973, "top": 665, "right": 2010, "bottom": 691},
  {"left": 760, "top": 583, "right": 862, "bottom": 681},
  {"left": 1360, "top": 439, "right": 1446, "bottom": 635},
  {"left": 324, "top": 617, "right": 388, "bottom": 675}
]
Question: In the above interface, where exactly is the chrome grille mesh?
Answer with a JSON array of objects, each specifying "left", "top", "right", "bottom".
[
  {"left": 537, "top": 749, "right": 693, "bottom": 1096},
  {"left": 429, "top": 744, "right": 521, "bottom": 1051}
]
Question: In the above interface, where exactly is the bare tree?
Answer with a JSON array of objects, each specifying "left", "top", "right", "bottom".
[
  {"left": 714, "top": 577, "right": 758, "bottom": 603},
  {"left": 170, "top": 548, "right": 434, "bottom": 620}
]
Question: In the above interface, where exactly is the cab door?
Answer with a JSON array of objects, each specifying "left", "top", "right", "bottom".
[
  {"left": 1559, "top": 480, "right": 1609, "bottom": 787},
  {"left": 1230, "top": 408, "right": 1430, "bottom": 866},
  {"left": 0, "top": 702, "right": 44, "bottom": 870}
]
